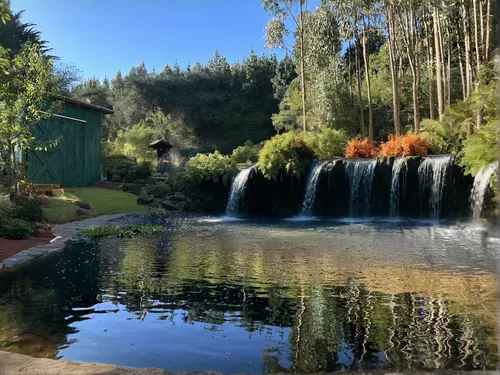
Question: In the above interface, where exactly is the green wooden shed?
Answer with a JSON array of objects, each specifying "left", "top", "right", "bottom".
[{"left": 27, "top": 96, "right": 113, "bottom": 187}]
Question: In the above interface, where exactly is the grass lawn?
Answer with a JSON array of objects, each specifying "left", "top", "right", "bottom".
[{"left": 43, "top": 187, "right": 148, "bottom": 223}]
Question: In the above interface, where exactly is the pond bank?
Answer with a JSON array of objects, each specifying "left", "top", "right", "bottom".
[
  {"left": 0, "top": 214, "right": 126, "bottom": 272},
  {"left": 1, "top": 351, "right": 499, "bottom": 375}
]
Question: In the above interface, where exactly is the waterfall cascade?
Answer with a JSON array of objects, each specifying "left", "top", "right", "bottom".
[
  {"left": 389, "top": 158, "right": 406, "bottom": 217},
  {"left": 470, "top": 162, "right": 498, "bottom": 222},
  {"left": 225, "top": 165, "right": 256, "bottom": 216},
  {"left": 418, "top": 155, "right": 453, "bottom": 219},
  {"left": 299, "top": 160, "right": 332, "bottom": 217},
  {"left": 345, "top": 159, "right": 378, "bottom": 216}
]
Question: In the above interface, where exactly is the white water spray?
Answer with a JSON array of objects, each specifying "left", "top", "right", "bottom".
[
  {"left": 225, "top": 165, "right": 256, "bottom": 217},
  {"left": 470, "top": 162, "right": 498, "bottom": 222}
]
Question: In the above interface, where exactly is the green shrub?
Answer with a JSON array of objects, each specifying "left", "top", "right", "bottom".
[
  {"left": 184, "top": 151, "right": 237, "bottom": 186},
  {"left": 257, "top": 132, "right": 315, "bottom": 180},
  {"left": 80, "top": 224, "right": 164, "bottom": 239},
  {"left": 231, "top": 140, "right": 260, "bottom": 163},
  {"left": 460, "top": 122, "right": 498, "bottom": 176},
  {"left": 300, "top": 128, "right": 347, "bottom": 159},
  {"left": 103, "top": 159, "right": 152, "bottom": 182},
  {"left": 0, "top": 194, "right": 13, "bottom": 224},
  {"left": 0, "top": 218, "right": 33, "bottom": 239},
  {"left": 148, "top": 182, "right": 172, "bottom": 198},
  {"left": 13, "top": 197, "right": 45, "bottom": 222}
]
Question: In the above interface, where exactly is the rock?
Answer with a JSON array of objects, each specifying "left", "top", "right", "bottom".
[
  {"left": 51, "top": 188, "right": 64, "bottom": 197},
  {"left": 76, "top": 208, "right": 92, "bottom": 216},
  {"left": 161, "top": 200, "right": 179, "bottom": 211},
  {"left": 0, "top": 263, "right": 4, "bottom": 272},
  {"left": 137, "top": 188, "right": 154, "bottom": 205},
  {"left": 36, "top": 222, "right": 51, "bottom": 231},
  {"left": 71, "top": 200, "right": 91, "bottom": 210},
  {"left": 150, "top": 199, "right": 162, "bottom": 209},
  {"left": 2, "top": 254, "right": 32, "bottom": 269},
  {"left": 168, "top": 192, "right": 186, "bottom": 202},
  {"left": 38, "top": 195, "right": 50, "bottom": 207}
]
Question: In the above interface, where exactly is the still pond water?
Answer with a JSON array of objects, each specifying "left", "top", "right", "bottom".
[{"left": 1, "top": 215, "right": 500, "bottom": 373}]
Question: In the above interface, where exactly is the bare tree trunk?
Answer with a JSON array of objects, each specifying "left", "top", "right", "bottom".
[
  {"left": 462, "top": 0, "right": 473, "bottom": 96},
  {"left": 425, "top": 12, "right": 435, "bottom": 120},
  {"left": 387, "top": 3, "right": 401, "bottom": 133},
  {"left": 485, "top": 0, "right": 491, "bottom": 61},
  {"left": 473, "top": 0, "right": 481, "bottom": 70},
  {"left": 355, "top": 36, "right": 365, "bottom": 137},
  {"left": 348, "top": 42, "right": 353, "bottom": 100},
  {"left": 446, "top": 28, "right": 451, "bottom": 106},
  {"left": 457, "top": 36, "right": 467, "bottom": 100},
  {"left": 479, "top": 0, "right": 484, "bottom": 61},
  {"left": 362, "top": 19, "right": 373, "bottom": 140},
  {"left": 437, "top": 16, "right": 447, "bottom": 106},
  {"left": 299, "top": 1, "right": 307, "bottom": 132},
  {"left": 433, "top": 8, "right": 444, "bottom": 116}
]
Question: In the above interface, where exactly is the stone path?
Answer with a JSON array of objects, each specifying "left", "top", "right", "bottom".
[{"left": 0, "top": 214, "right": 126, "bottom": 272}]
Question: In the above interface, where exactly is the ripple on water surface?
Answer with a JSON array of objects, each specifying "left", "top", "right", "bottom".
[{"left": 0, "top": 215, "right": 499, "bottom": 373}]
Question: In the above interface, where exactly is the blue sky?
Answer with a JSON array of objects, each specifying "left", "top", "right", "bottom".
[{"left": 11, "top": 0, "right": 318, "bottom": 81}]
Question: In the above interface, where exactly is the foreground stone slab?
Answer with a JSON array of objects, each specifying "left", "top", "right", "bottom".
[
  {"left": 0, "top": 351, "right": 498, "bottom": 375},
  {"left": 0, "top": 350, "right": 173, "bottom": 375}
]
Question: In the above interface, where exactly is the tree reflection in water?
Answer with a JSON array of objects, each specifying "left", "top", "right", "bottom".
[{"left": 0, "top": 218, "right": 498, "bottom": 373}]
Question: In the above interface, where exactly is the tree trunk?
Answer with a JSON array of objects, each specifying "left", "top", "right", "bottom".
[
  {"left": 433, "top": 8, "right": 444, "bottom": 117},
  {"left": 446, "top": 28, "right": 451, "bottom": 106},
  {"left": 355, "top": 36, "right": 365, "bottom": 137},
  {"left": 362, "top": 19, "right": 373, "bottom": 140},
  {"left": 479, "top": 0, "right": 484, "bottom": 61},
  {"left": 457, "top": 36, "right": 467, "bottom": 100},
  {"left": 462, "top": 0, "right": 473, "bottom": 96},
  {"left": 437, "top": 15, "right": 446, "bottom": 107},
  {"left": 485, "top": 0, "right": 490, "bottom": 61},
  {"left": 299, "top": 2, "right": 307, "bottom": 132},
  {"left": 473, "top": 0, "right": 481, "bottom": 70},
  {"left": 387, "top": 3, "right": 401, "bottom": 134},
  {"left": 425, "top": 13, "right": 434, "bottom": 120}
]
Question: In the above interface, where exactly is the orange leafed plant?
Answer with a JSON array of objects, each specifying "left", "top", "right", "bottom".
[
  {"left": 344, "top": 138, "right": 379, "bottom": 158},
  {"left": 379, "top": 133, "right": 433, "bottom": 157}
]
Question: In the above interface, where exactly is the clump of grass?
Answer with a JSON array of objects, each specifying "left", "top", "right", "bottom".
[{"left": 80, "top": 224, "right": 164, "bottom": 239}]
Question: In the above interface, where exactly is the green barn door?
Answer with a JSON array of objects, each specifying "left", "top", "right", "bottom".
[{"left": 28, "top": 119, "right": 63, "bottom": 184}]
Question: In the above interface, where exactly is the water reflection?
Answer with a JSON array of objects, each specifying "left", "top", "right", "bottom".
[{"left": 0, "top": 217, "right": 498, "bottom": 373}]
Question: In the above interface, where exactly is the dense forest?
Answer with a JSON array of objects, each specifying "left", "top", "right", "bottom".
[{"left": 0, "top": 0, "right": 498, "bottom": 179}]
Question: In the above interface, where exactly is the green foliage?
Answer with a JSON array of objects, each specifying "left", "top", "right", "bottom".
[
  {"left": 0, "top": 218, "right": 33, "bottom": 239},
  {"left": 300, "top": 128, "right": 347, "bottom": 159},
  {"left": 13, "top": 197, "right": 44, "bottom": 222},
  {"left": 112, "top": 121, "right": 160, "bottom": 162},
  {"left": 103, "top": 159, "right": 152, "bottom": 183},
  {"left": 460, "top": 122, "right": 498, "bottom": 176},
  {"left": 148, "top": 182, "right": 172, "bottom": 198},
  {"left": 257, "top": 132, "right": 314, "bottom": 180},
  {"left": 184, "top": 151, "right": 237, "bottom": 186},
  {"left": 80, "top": 224, "right": 164, "bottom": 239},
  {"left": 0, "top": 194, "right": 13, "bottom": 224},
  {"left": 231, "top": 140, "right": 260, "bottom": 163}
]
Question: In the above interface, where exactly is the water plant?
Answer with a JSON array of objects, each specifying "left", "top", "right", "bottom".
[{"left": 80, "top": 224, "right": 164, "bottom": 239}]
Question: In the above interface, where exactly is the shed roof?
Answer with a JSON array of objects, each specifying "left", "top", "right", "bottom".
[{"left": 52, "top": 94, "right": 114, "bottom": 114}]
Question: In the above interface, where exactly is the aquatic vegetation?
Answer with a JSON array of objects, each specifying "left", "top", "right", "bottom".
[{"left": 80, "top": 224, "right": 164, "bottom": 239}]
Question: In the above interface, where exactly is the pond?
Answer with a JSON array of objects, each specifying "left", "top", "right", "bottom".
[{"left": 0, "top": 215, "right": 499, "bottom": 373}]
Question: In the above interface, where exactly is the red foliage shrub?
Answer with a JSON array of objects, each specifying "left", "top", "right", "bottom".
[
  {"left": 344, "top": 138, "right": 379, "bottom": 158},
  {"left": 379, "top": 134, "right": 433, "bottom": 157}
]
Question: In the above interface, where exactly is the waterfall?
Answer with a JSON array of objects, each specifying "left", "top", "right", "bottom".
[
  {"left": 418, "top": 155, "right": 453, "bottom": 219},
  {"left": 470, "top": 162, "right": 498, "bottom": 222},
  {"left": 389, "top": 158, "right": 406, "bottom": 217},
  {"left": 345, "top": 159, "right": 378, "bottom": 217},
  {"left": 225, "top": 165, "right": 256, "bottom": 216},
  {"left": 299, "top": 160, "right": 331, "bottom": 217}
]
